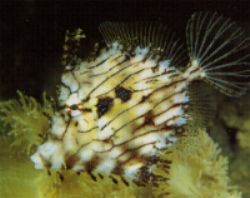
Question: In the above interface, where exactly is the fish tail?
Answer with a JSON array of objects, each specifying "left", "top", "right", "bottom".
[{"left": 186, "top": 11, "right": 250, "bottom": 97}]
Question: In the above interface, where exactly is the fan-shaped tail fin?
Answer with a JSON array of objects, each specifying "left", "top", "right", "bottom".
[{"left": 186, "top": 12, "right": 250, "bottom": 97}]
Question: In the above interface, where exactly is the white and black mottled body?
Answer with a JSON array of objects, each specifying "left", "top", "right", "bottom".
[{"left": 31, "top": 12, "right": 250, "bottom": 185}]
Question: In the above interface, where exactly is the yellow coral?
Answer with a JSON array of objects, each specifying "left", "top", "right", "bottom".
[
  {"left": 0, "top": 92, "right": 243, "bottom": 198},
  {"left": 0, "top": 91, "right": 54, "bottom": 155},
  {"left": 218, "top": 97, "right": 250, "bottom": 197},
  {"left": 237, "top": 131, "right": 250, "bottom": 151},
  {"left": 49, "top": 171, "right": 154, "bottom": 198},
  {"left": 0, "top": 138, "right": 57, "bottom": 198},
  {"left": 154, "top": 127, "right": 241, "bottom": 198},
  {"left": 0, "top": 137, "right": 154, "bottom": 198},
  {"left": 230, "top": 150, "right": 250, "bottom": 198},
  {"left": 220, "top": 100, "right": 250, "bottom": 152}
]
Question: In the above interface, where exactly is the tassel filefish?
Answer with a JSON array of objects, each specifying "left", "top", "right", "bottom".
[{"left": 31, "top": 12, "right": 250, "bottom": 186}]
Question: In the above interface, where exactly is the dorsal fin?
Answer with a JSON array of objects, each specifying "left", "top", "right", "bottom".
[
  {"left": 99, "top": 22, "right": 188, "bottom": 67},
  {"left": 186, "top": 12, "right": 250, "bottom": 97}
]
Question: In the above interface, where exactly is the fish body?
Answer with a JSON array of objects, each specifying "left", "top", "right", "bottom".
[{"left": 31, "top": 12, "right": 250, "bottom": 185}]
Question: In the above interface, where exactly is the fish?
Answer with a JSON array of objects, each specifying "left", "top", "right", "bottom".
[{"left": 30, "top": 12, "right": 250, "bottom": 186}]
